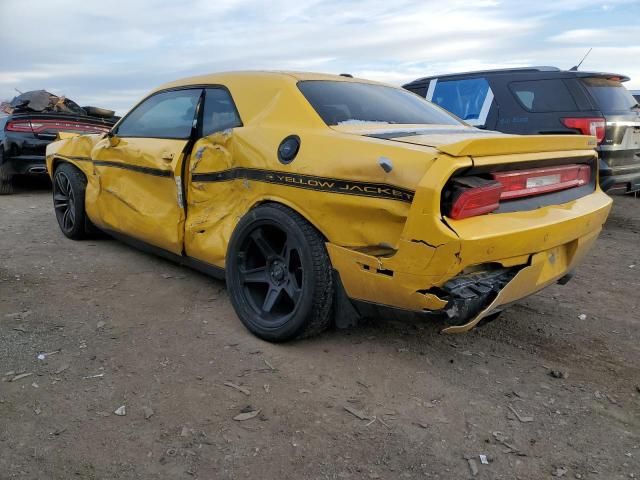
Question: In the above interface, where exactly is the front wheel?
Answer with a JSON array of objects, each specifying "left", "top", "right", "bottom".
[
  {"left": 53, "top": 163, "right": 90, "bottom": 240},
  {"left": 226, "top": 204, "right": 334, "bottom": 342}
]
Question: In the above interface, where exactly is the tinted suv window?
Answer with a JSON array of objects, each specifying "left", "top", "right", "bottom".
[
  {"left": 298, "top": 80, "right": 459, "bottom": 126},
  {"left": 117, "top": 89, "right": 201, "bottom": 139},
  {"left": 581, "top": 78, "right": 638, "bottom": 114},
  {"left": 428, "top": 78, "right": 493, "bottom": 126},
  {"left": 202, "top": 88, "right": 242, "bottom": 136},
  {"left": 509, "top": 79, "right": 578, "bottom": 112}
]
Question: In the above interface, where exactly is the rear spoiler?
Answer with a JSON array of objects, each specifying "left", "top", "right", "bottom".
[
  {"left": 437, "top": 135, "right": 598, "bottom": 157},
  {"left": 574, "top": 71, "right": 630, "bottom": 83}
]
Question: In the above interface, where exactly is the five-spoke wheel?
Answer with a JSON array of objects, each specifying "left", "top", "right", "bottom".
[
  {"left": 53, "top": 169, "right": 76, "bottom": 233},
  {"left": 52, "top": 163, "right": 90, "bottom": 239},
  {"left": 237, "top": 224, "right": 304, "bottom": 326},
  {"left": 226, "top": 204, "right": 334, "bottom": 342}
]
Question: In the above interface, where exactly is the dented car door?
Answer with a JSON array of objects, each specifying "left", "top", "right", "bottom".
[
  {"left": 90, "top": 88, "right": 203, "bottom": 254},
  {"left": 184, "top": 88, "right": 243, "bottom": 267}
]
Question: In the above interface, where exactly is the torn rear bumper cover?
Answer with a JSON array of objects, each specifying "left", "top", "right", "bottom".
[
  {"left": 328, "top": 221, "right": 603, "bottom": 333},
  {"left": 437, "top": 267, "right": 519, "bottom": 323}
]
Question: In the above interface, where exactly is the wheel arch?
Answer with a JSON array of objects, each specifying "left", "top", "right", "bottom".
[
  {"left": 247, "top": 196, "right": 331, "bottom": 242},
  {"left": 50, "top": 156, "right": 89, "bottom": 183}
]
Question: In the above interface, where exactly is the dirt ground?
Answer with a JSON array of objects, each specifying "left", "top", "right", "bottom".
[{"left": 1, "top": 181, "right": 639, "bottom": 480}]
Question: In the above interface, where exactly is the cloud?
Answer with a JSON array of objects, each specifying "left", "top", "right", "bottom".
[
  {"left": 550, "top": 26, "right": 640, "bottom": 45},
  {"left": 0, "top": 0, "right": 638, "bottom": 114}
]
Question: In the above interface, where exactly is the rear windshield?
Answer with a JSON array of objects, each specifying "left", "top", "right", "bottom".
[
  {"left": 298, "top": 80, "right": 460, "bottom": 126},
  {"left": 581, "top": 78, "right": 638, "bottom": 113}
]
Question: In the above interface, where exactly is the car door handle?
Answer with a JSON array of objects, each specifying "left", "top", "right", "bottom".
[{"left": 161, "top": 152, "right": 174, "bottom": 161}]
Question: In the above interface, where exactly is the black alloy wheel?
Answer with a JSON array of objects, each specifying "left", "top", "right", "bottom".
[
  {"left": 52, "top": 163, "right": 89, "bottom": 239},
  {"left": 226, "top": 203, "right": 334, "bottom": 342},
  {"left": 54, "top": 170, "right": 76, "bottom": 233},
  {"left": 238, "top": 223, "right": 304, "bottom": 322}
]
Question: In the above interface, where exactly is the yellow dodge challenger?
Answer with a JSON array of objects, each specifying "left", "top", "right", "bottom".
[{"left": 46, "top": 72, "right": 612, "bottom": 341}]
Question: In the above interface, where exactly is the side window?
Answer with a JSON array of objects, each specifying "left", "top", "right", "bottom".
[
  {"left": 427, "top": 77, "right": 494, "bottom": 126},
  {"left": 117, "top": 89, "right": 201, "bottom": 139},
  {"left": 202, "top": 88, "right": 242, "bottom": 136},
  {"left": 509, "top": 80, "right": 577, "bottom": 112}
]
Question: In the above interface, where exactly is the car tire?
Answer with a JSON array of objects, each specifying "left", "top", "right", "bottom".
[
  {"left": 0, "top": 153, "right": 13, "bottom": 195},
  {"left": 226, "top": 203, "right": 334, "bottom": 342},
  {"left": 52, "top": 163, "right": 90, "bottom": 240}
]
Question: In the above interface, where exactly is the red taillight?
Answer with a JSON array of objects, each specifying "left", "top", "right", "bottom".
[
  {"left": 5, "top": 119, "right": 109, "bottom": 134},
  {"left": 446, "top": 164, "right": 592, "bottom": 219},
  {"left": 561, "top": 117, "right": 605, "bottom": 144},
  {"left": 492, "top": 164, "right": 591, "bottom": 200},
  {"left": 6, "top": 120, "right": 34, "bottom": 132},
  {"left": 449, "top": 181, "right": 503, "bottom": 219}
]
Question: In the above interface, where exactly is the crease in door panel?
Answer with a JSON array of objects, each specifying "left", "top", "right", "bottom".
[{"left": 103, "top": 187, "right": 141, "bottom": 213}]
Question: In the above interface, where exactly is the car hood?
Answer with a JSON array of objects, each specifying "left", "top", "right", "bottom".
[{"left": 332, "top": 124, "right": 598, "bottom": 157}]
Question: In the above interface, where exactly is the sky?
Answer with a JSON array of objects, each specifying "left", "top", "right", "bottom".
[{"left": 1, "top": 0, "right": 638, "bottom": 115}]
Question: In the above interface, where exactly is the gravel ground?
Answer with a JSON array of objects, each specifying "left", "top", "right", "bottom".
[{"left": 1, "top": 182, "right": 639, "bottom": 480}]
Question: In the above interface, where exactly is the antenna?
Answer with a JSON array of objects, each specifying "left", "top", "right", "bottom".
[
  {"left": 14, "top": 87, "right": 23, "bottom": 95},
  {"left": 570, "top": 48, "right": 592, "bottom": 71}
]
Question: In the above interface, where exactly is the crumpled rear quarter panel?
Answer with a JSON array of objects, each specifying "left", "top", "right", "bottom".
[{"left": 184, "top": 126, "right": 439, "bottom": 268}]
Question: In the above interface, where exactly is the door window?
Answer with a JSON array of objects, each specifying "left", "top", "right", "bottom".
[
  {"left": 427, "top": 77, "right": 494, "bottom": 126},
  {"left": 117, "top": 89, "right": 202, "bottom": 139},
  {"left": 202, "top": 88, "right": 242, "bottom": 136}
]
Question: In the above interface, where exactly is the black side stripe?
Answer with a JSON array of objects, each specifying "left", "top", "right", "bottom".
[
  {"left": 56, "top": 155, "right": 172, "bottom": 178},
  {"left": 93, "top": 160, "right": 172, "bottom": 177},
  {"left": 66, "top": 155, "right": 92, "bottom": 162},
  {"left": 192, "top": 168, "right": 415, "bottom": 203},
  {"left": 56, "top": 155, "right": 414, "bottom": 203}
]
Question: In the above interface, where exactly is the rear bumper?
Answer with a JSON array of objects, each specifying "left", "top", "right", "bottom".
[
  {"left": 441, "top": 226, "right": 601, "bottom": 333},
  {"left": 599, "top": 162, "right": 640, "bottom": 193},
  {"left": 2, "top": 131, "right": 49, "bottom": 176},
  {"left": 1, "top": 154, "right": 47, "bottom": 175},
  {"left": 327, "top": 190, "right": 612, "bottom": 329},
  {"left": 599, "top": 151, "right": 640, "bottom": 193}
]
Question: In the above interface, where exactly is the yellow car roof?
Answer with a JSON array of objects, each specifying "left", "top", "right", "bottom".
[
  {"left": 151, "top": 71, "right": 394, "bottom": 127},
  {"left": 155, "top": 70, "right": 386, "bottom": 93}
]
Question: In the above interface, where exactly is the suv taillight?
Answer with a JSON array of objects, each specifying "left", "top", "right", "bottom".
[
  {"left": 561, "top": 117, "right": 605, "bottom": 144},
  {"left": 6, "top": 120, "right": 34, "bottom": 133}
]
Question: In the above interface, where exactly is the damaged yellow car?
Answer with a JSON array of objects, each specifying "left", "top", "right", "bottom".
[{"left": 46, "top": 72, "right": 612, "bottom": 341}]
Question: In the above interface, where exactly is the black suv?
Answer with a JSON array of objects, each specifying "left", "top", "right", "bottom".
[{"left": 404, "top": 67, "right": 640, "bottom": 193}]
